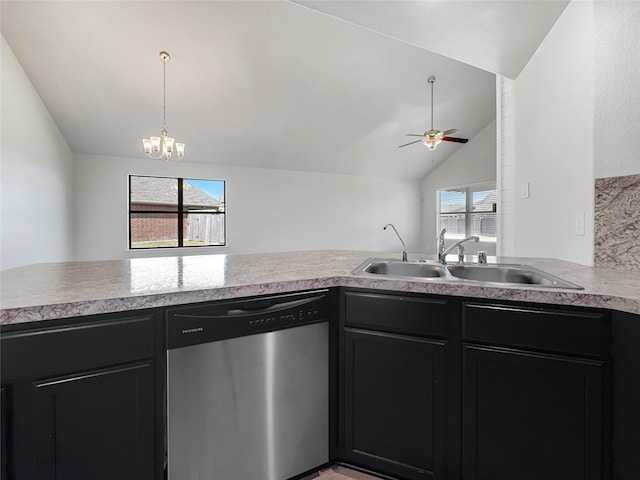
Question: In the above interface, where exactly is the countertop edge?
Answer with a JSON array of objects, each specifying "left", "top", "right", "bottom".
[{"left": 2, "top": 273, "right": 639, "bottom": 326}]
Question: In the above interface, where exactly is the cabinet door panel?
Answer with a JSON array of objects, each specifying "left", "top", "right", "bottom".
[
  {"left": 32, "top": 363, "right": 154, "bottom": 480},
  {"left": 1, "top": 387, "right": 7, "bottom": 480},
  {"left": 344, "top": 329, "right": 446, "bottom": 480},
  {"left": 463, "top": 345, "right": 603, "bottom": 480}
]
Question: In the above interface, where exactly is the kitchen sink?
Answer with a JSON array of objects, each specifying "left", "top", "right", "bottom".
[
  {"left": 353, "top": 259, "right": 583, "bottom": 289},
  {"left": 446, "top": 264, "right": 583, "bottom": 289},
  {"left": 358, "top": 259, "right": 446, "bottom": 278}
]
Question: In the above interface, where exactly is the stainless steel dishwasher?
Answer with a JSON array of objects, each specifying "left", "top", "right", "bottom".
[{"left": 166, "top": 290, "right": 329, "bottom": 480}]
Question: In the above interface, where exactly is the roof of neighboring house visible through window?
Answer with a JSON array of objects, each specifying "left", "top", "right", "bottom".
[{"left": 130, "top": 176, "right": 223, "bottom": 208}]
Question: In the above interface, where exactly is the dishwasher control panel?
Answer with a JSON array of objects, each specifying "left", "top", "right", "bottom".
[
  {"left": 248, "top": 307, "right": 322, "bottom": 327},
  {"left": 166, "top": 289, "right": 329, "bottom": 349}
]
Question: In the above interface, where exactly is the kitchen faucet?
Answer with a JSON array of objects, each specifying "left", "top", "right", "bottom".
[
  {"left": 437, "top": 229, "right": 479, "bottom": 264},
  {"left": 384, "top": 224, "right": 407, "bottom": 262},
  {"left": 437, "top": 228, "right": 447, "bottom": 262}
]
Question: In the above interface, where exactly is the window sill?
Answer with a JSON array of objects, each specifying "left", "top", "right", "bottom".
[{"left": 126, "top": 245, "right": 228, "bottom": 258}]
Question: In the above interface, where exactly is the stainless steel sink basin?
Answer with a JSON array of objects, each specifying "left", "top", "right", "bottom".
[
  {"left": 358, "top": 259, "right": 446, "bottom": 278},
  {"left": 446, "top": 264, "right": 583, "bottom": 289},
  {"left": 353, "top": 258, "right": 583, "bottom": 289}
]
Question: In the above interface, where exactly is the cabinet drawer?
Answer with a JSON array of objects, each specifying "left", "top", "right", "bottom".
[
  {"left": 1, "top": 314, "right": 155, "bottom": 382},
  {"left": 345, "top": 291, "right": 447, "bottom": 338},
  {"left": 462, "top": 303, "right": 605, "bottom": 357}
]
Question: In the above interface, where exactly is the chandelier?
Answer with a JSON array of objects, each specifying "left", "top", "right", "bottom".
[{"left": 142, "top": 51, "right": 185, "bottom": 160}]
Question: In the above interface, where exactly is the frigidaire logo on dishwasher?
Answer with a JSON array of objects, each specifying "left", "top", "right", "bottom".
[{"left": 181, "top": 327, "right": 204, "bottom": 334}]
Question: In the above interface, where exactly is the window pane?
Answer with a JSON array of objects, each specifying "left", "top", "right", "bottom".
[
  {"left": 183, "top": 179, "right": 225, "bottom": 210},
  {"left": 130, "top": 213, "right": 178, "bottom": 249},
  {"left": 440, "top": 213, "right": 466, "bottom": 239},
  {"left": 440, "top": 190, "right": 466, "bottom": 213},
  {"left": 470, "top": 213, "right": 497, "bottom": 242},
  {"left": 183, "top": 179, "right": 226, "bottom": 246},
  {"left": 130, "top": 176, "right": 178, "bottom": 207},
  {"left": 472, "top": 189, "right": 497, "bottom": 213},
  {"left": 185, "top": 213, "right": 226, "bottom": 246}
]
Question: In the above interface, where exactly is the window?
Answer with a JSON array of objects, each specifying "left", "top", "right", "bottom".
[
  {"left": 438, "top": 183, "right": 496, "bottom": 243},
  {"left": 129, "top": 175, "right": 225, "bottom": 249}
]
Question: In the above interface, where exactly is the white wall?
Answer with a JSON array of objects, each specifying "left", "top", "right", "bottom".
[
  {"left": 421, "top": 121, "right": 497, "bottom": 254},
  {"left": 594, "top": 0, "right": 640, "bottom": 179},
  {"left": 0, "top": 36, "right": 74, "bottom": 271},
  {"left": 74, "top": 154, "right": 422, "bottom": 261},
  {"left": 514, "top": 1, "right": 594, "bottom": 265}
]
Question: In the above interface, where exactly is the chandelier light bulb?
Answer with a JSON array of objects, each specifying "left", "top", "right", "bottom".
[
  {"left": 164, "top": 136, "right": 175, "bottom": 153},
  {"left": 150, "top": 136, "right": 161, "bottom": 152},
  {"left": 175, "top": 143, "right": 185, "bottom": 158}
]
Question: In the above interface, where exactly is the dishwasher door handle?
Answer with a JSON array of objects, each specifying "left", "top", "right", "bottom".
[{"left": 171, "top": 293, "right": 325, "bottom": 320}]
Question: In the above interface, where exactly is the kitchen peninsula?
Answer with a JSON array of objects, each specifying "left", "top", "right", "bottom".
[
  {"left": 1, "top": 250, "right": 639, "bottom": 480},
  {"left": 2, "top": 250, "right": 640, "bottom": 324}
]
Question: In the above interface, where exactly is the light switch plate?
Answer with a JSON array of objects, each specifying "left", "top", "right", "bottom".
[
  {"left": 520, "top": 183, "right": 530, "bottom": 199},
  {"left": 576, "top": 212, "right": 585, "bottom": 236}
]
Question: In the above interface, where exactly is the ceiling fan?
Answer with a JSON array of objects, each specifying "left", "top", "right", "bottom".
[{"left": 399, "top": 76, "right": 469, "bottom": 151}]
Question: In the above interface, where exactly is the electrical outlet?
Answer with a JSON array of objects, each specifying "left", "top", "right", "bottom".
[
  {"left": 576, "top": 212, "right": 585, "bottom": 236},
  {"left": 520, "top": 183, "right": 530, "bottom": 199}
]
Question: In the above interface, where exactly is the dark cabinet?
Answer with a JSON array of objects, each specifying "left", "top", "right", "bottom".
[
  {"left": 1, "top": 387, "right": 7, "bottom": 480},
  {"left": 462, "top": 345, "right": 603, "bottom": 480},
  {"left": 343, "top": 329, "right": 446, "bottom": 480},
  {"left": 611, "top": 310, "right": 640, "bottom": 479},
  {"left": 0, "top": 311, "right": 162, "bottom": 480},
  {"left": 339, "top": 289, "right": 611, "bottom": 480},
  {"left": 462, "top": 302, "right": 608, "bottom": 480},
  {"left": 30, "top": 363, "right": 154, "bottom": 480},
  {"left": 340, "top": 291, "right": 452, "bottom": 480}
]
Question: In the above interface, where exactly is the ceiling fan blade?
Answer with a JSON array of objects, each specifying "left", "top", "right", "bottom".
[
  {"left": 398, "top": 139, "right": 424, "bottom": 148},
  {"left": 405, "top": 134, "right": 425, "bottom": 137},
  {"left": 442, "top": 136, "right": 469, "bottom": 144}
]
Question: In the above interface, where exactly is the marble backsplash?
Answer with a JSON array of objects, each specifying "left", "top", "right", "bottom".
[{"left": 594, "top": 173, "right": 640, "bottom": 271}]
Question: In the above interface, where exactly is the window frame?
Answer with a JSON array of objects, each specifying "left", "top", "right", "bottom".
[
  {"left": 128, "top": 175, "right": 226, "bottom": 250},
  {"left": 436, "top": 181, "right": 497, "bottom": 243}
]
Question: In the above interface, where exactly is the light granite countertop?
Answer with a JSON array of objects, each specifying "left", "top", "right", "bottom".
[{"left": 1, "top": 250, "right": 639, "bottom": 325}]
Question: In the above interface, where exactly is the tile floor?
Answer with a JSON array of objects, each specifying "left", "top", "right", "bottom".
[{"left": 301, "top": 465, "right": 382, "bottom": 480}]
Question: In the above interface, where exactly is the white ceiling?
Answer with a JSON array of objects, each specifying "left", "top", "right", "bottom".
[
  {"left": 0, "top": 1, "right": 566, "bottom": 180},
  {"left": 293, "top": 0, "right": 569, "bottom": 80}
]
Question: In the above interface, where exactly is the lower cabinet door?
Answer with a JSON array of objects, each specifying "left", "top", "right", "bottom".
[
  {"left": 1, "top": 387, "right": 7, "bottom": 480},
  {"left": 462, "top": 345, "right": 603, "bottom": 480},
  {"left": 343, "top": 328, "right": 446, "bottom": 480},
  {"left": 31, "top": 362, "right": 154, "bottom": 480}
]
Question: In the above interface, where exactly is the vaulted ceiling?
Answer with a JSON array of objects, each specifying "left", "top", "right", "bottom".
[{"left": 1, "top": 1, "right": 567, "bottom": 180}]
